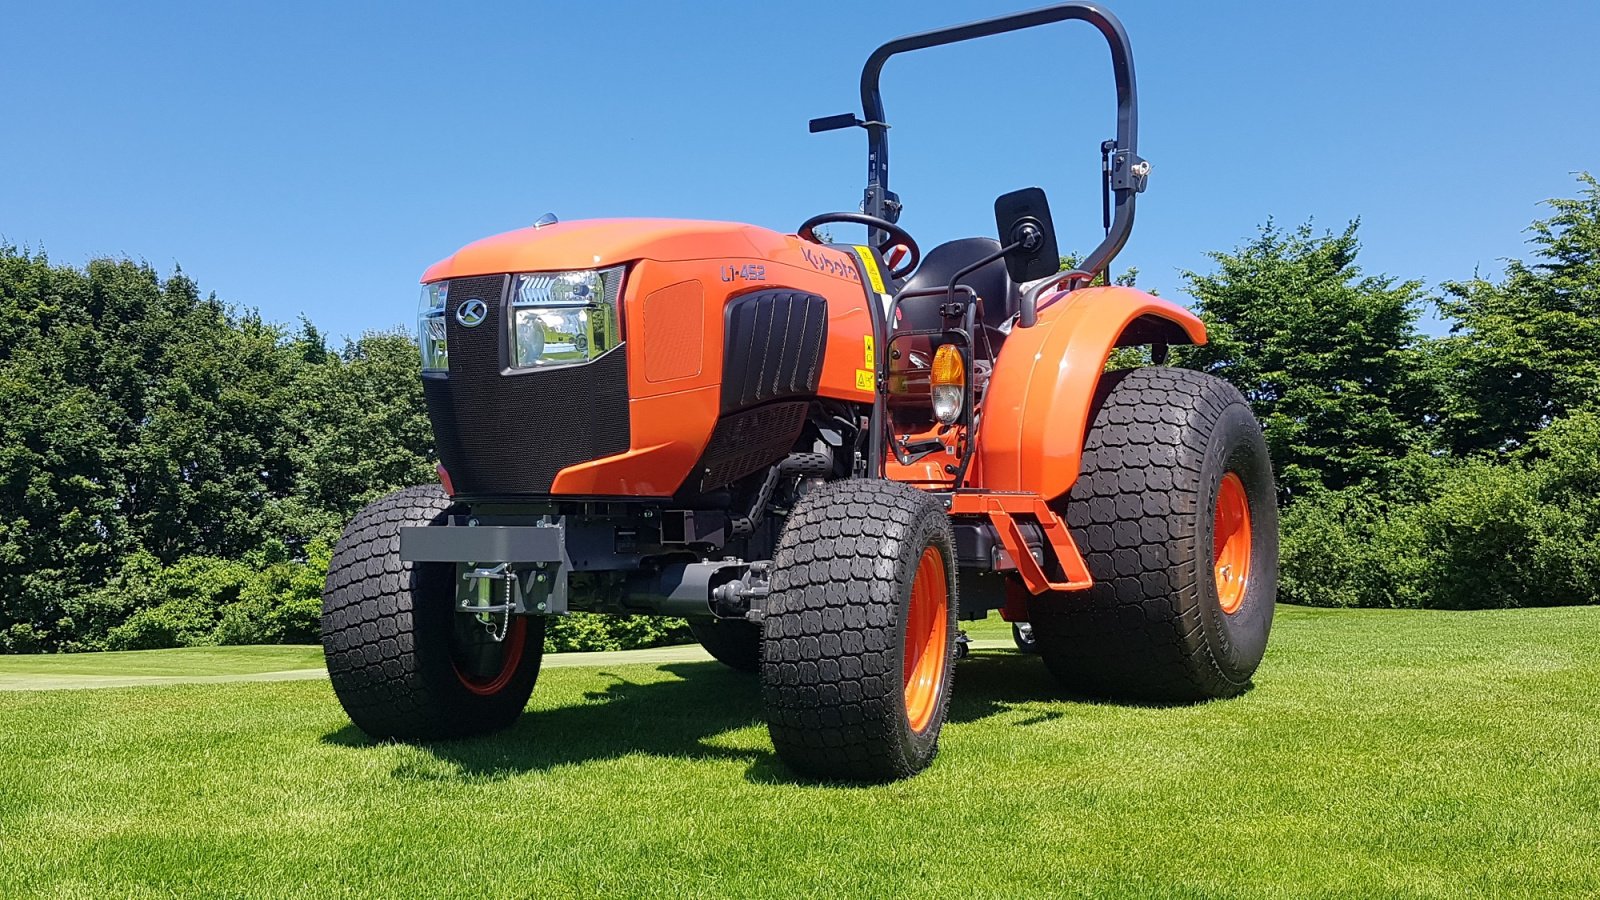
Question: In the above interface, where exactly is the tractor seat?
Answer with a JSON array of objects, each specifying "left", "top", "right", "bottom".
[{"left": 895, "top": 238, "right": 1020, "bottom": 357}]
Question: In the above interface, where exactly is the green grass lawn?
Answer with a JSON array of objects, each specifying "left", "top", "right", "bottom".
[
  {"left": 0, "top": 622, "right": 1012, "bottom": 682},
  {"left": 0, "top": 644, "right": 326, "bottom": 678},
  {"left": 1, "top": 605, "right": 1595, "bottom": 898}
]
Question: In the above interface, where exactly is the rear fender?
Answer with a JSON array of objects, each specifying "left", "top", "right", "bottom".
[{"left": 978, "top": 285, "right": 1206, "bottom": 500}]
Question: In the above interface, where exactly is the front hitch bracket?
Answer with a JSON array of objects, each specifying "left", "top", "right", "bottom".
[{"left": 402, "top": 520, "right": 572, "bottom": 619}]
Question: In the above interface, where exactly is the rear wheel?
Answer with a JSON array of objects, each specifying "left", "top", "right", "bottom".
[
  {"left": 321, "top": 485, "right": 544, "bottom": 739},
  {"left": 688, "top": 619, "right": 761, "bottom": 673},
  {"left": 760, "top": 480, "right": 958, "bottom": 782},
  {"left": 1012, "top": 622, "right": 1039, "bottom": 654},
  {"left": 1028, "top": 367, "right": 1277, "bottom": 702}
]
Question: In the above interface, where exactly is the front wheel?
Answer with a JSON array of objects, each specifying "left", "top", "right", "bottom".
[
  {"left": 760, "top": 480, "right": 959, "bottom": 782},
  {"left": 321, "top": 485, "right": 544, "bottom": 740}
]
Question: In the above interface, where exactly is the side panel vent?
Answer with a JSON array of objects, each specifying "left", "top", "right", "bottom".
[
  {"left": 721, "top": 290, "right": 827, "bottom": 413},
  {"left": 643, "top": 279, "right": 705, "bottom": 383}
]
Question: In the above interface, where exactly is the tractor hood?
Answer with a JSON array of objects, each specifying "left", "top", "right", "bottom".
[{"left": 421, "top": 218, "right": 794, "bottom": 282}]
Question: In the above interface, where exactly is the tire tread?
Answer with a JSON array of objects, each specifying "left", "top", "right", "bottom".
[
  {"left": 1029, "top": 366, "right": 1269, "bottom": 702},
  {"left": 761, "top": 479, "right": 956, "bottom": 781},
  {"left": 321, "top": 485, "right": 542, "bottom": 739}
]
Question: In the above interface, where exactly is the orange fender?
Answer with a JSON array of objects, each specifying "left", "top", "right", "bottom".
[{"left": 978, "top": 286, "right": 1206, "bottom": 500}]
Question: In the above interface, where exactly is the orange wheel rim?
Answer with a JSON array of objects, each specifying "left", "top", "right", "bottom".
[
  {"left": 454, "top": 617, "right": 528, "bottom": 696},
  {"left": 1212, "top": 472, "right": 1252, "bottom": 614},
  {"left": 904, "top": 546, "right": 949, "bottom": 733}
]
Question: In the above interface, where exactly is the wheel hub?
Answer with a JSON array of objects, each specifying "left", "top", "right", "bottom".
[
  {"left": 903, "top": 547, "right": 949, "bottom": 732},
  {"left": 452, "top": 616, "right": 528, "bottom": 696},
  {"left": 1212, "top": 472, "right": 1252, "bottom": 614}
]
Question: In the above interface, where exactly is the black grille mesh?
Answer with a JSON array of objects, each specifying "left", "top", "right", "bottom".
[
  {"left": 424, "top": 274, "right": 631, "bottom": 497},
  {"left": 696, "top": 401, "right": 808, "bottom": 492}
]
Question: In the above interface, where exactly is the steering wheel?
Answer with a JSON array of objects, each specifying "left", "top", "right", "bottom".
[{"left": 797, "top": 212, "right": 921, "bottom": 279}]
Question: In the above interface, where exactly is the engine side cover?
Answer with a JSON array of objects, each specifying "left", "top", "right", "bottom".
[{"left": 421, "top": 219, "right": 877, "bottom": 498}]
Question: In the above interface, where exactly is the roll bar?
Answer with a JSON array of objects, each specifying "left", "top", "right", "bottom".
[{"left": 849, "top": 2, "right": 1149, "bottom": 322}]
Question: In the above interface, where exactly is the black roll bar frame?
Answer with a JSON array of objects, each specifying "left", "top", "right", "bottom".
[{"left": 854, "top": 2, "right": 1148, "bottom": 327}]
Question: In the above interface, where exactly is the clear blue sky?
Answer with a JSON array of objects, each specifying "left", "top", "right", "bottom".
[{"left": 4, "top": 1, "right": 1597, "bottom": 340}]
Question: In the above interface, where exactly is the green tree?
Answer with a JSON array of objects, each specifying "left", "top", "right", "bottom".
[
  {"left": 113, "top": 274, "right": 298, "bottom": 563},
  {"left": 0, "top": 249, "right": 301, "bottom": 649},
  {"left": 1178, "top": 220, "right": 1436, "bottom": 500},
  {"left": 1433, "top": 173, "right": 1600, "bottom": 454},
  {"left": 274, "top": 330, "right": 438, "bottom": 544},
  {"left": 0, "top": 249, "right": 128, "bottom": 650}
]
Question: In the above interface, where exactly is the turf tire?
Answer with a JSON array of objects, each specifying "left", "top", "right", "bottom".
[
  {"left": 688, "top": 619, "right": 762, "bottom": 673},
  {"left": 1028, "top": 366, "right": 1277, "bottom": 702},
  {"left": 760, "top": 480, "right": 959, "bottom": 782},
  {"left": 322, "top": 485, "right": 544, "bottom": 740}
]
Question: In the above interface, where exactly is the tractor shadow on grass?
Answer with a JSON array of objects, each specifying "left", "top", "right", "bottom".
[
  {"left": 323, "top": 661, "right": 773, "bottom": 782},
  {"left": 941, "top": 650, "right": 1219, "bottom": 728},
  {"left": 947, "top": 650, "right": 1073, "bottom": 726},
  {"left": 322, "top": 649, "right": 1211, "bottom": 785}
]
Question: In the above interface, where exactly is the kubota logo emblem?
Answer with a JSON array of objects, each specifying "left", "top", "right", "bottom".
[{"left": 455, "top": 298, "right": 488, "bottom": 328}]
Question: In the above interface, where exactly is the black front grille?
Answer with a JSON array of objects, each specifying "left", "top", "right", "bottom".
[
  {"left": 424, "top": 275, "right": 632, "bottom": 496},
  {"left": 695, "top": 401, "right": 809, "bottom": 492},
  {"left": 721, "top": 290, "right": 828, "bottom": 413}
]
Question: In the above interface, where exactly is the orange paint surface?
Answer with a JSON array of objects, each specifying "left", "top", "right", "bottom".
[
  {"left": 978, "top": 285, "right": 1206, "bottom": 500},
  {"left": 435, "top": 220, "right": 875, "bottom": 497}
]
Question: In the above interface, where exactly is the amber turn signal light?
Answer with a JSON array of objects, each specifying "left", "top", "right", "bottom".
[{"left": 930, "top": 344, "right": 965, "bottom": 424}]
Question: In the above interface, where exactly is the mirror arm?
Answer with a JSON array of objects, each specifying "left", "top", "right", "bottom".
[{"left": 1020, "top": 270, "right": 1096, "bottom": 328}]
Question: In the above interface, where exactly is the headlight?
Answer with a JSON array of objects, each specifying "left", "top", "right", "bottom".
[
  {"left": 418, "top": 281, "right": 449, "bottom": 371},
  {"left": 509, "top": 266, "right": 624, "bottom": 369}
]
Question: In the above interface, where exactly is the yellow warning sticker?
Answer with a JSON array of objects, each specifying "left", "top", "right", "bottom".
[
  {"left": 863, "top": 335, "right": 875, "bottom": 368},
  {"left": 855, "top": 368, "right": 875, "bottom": 391},
  {"left": 851, "top": 245, "right": 886, "bottom": 294}
]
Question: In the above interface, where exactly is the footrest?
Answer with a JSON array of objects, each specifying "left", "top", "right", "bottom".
[{"left": 949, "top": 493, "right": 1092, "bottom": 595}]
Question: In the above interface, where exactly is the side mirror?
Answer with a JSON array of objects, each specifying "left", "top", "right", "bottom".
[{"left": 993, "top": 187, "right": 1059, "bottom": 283}]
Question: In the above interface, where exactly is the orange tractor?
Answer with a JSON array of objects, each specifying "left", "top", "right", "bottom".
[{"left": 322, "top": 2, "right": 1276, "bottom": 781}]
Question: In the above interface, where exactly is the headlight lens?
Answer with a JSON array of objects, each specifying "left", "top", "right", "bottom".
[
  {"left": 509, "top": 266, "right": 624, "bottom": 369},
  {"left": 418, "top": 281, "right": 449, "bottom": 371}
]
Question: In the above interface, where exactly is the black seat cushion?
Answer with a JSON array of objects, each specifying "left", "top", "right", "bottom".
[{"left": 894, "top": 238, "right": 1020, "bottom": 356}]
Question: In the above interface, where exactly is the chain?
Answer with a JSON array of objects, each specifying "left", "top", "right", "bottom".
[
  {"left": 484, "top": 574, "right": 512, "bottom": 642},
  {"left": 462, "top": 563, "right": 515, "bottom": 643}
]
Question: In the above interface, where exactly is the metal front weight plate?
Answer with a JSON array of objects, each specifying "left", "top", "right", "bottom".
[{"left": 400, "top": 522, "right": 571, "bottom": 616}]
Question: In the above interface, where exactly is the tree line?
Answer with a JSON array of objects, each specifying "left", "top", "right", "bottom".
[
  {"left": 2, "top": 173, "right": 1595, "bottom": 652},
  {"left": 1174, "top": 174, "right": 1600, "bottom": 610}
]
